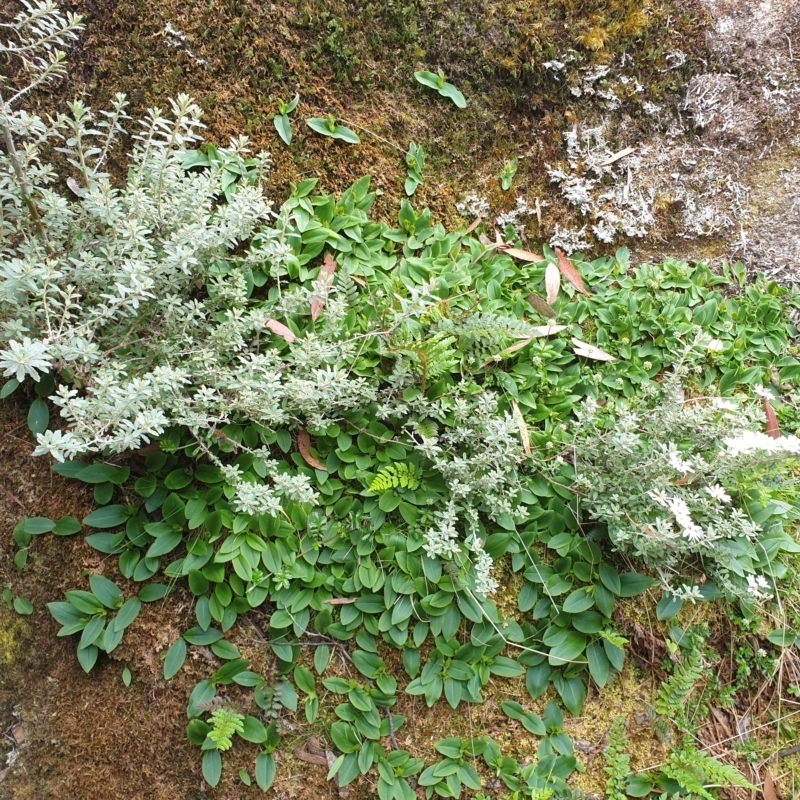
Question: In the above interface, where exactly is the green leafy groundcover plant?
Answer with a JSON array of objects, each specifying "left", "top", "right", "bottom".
[
  {"left": 3, "top": 33, "right": 799, "bottom": 789},
  {"left": 12, "top": 174, "right": 798, "bottom": 794}
]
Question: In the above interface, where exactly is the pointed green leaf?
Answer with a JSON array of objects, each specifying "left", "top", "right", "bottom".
[
  {"left": 89, "top": 574, "right": 124, "bottom": 609},
  {"left": 202, "top": 749, "right": 222, "bottom": 788},
  {"left": 164, "top": 638, "right": 187, "bottom": 679}
]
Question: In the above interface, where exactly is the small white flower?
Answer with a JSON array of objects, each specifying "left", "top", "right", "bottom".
[
  {"left": 745, "top": 574, "right": 773, "bottom": 601},
  {"left": 667, "top": 450, "right": 693, "bottom": 475},
  {"left": 704, "top": 484, "right": 731, "bottom": 504},
  {"left": 752, "top": 384, "right": 773, "bottom": 400},
  {"left": 648, "top": 488, "right": 670, "bottom": 507},
  {"left": 681, "top": 523, "right": 704, "bottom": 542}
]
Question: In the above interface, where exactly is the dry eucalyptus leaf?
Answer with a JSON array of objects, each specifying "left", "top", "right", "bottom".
[
  {"left": 572, "top": 337, "right": 617, "bottom": 362},
  {"left": 265, "top": 319, "right": 296, "bottom": 343},
  {"left": 526, "top": 292, "right": 556, "bottom": 318},
  {"left": 599, "top": 146, "right": 636, "bottom": 166},
  {"left": 464, "top": 216, "right": 483, "bottom": 235},
  {"left": 763, "top": 399, "right": 780, "bottom": 439},
  {"left": 555, "top": 248, "right": 590, "bottom": 297},
  {"left": 762, "top": 768, "right": 779, "bottom": 800},
  {"left": 66, "top": 176, "right": 83, "bottom": 196},
  {"left": 480, "top": 338, "right": 533, "bottom": 367},
  {"left": 531, "top": 324, "right": 567, "bottom": 337},
  {"left": 545, "top": 262, "right": 561, "bottom": 305},
  {"left": 503, "top": 246, "right": 545, "bottom": 263},
  {"left": 297, "top": 429, "right": 326, "bottom": 470},
  {"left": 511, "top": 400, "right": 531, "bottom": 454}
]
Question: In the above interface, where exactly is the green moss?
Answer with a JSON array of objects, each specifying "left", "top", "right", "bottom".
[{"left": 0, "top": 607, "right": 28, "bottom": 665}]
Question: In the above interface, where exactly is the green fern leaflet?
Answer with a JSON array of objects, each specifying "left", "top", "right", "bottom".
[
  {"left": 207, "top": 708, "right": 245, "bottom": 751},
  {"left": 369, "top": 463, "right": 421, "bottom": 493}
]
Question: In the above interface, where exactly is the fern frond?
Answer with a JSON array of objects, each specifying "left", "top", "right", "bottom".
[
  {"left": 369, "top": 462, "right": 421, "bottom": 493},
  {"left": 439, "top": 312, "right": 546, "bottom": 351},
  {"left": 603, "top": 718, "right": 631, "bottom": 800},
  {"left": 392, "top": 333, "right": 457, "bottom": 390},
  {"left": 664, "top": 746, "right": 756, "bottom": 799},
  {"left": 335, "top": 268, "right": 361, "bottom": 308},
  {"left": 412, "top": 418, "right": 439, "bottom": 440},
  {"left": 655, "top": 645, "right": 704, "bottom": 720},
  {"left": 207, "top": 707, "right": 245, "bottom": 751}
]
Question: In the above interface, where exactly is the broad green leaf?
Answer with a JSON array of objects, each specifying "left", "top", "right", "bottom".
[
  {"left": 146, "top": 529, "right": 182, "bottom": 558},
  {"left": 239, "top": 715, "right": 268, "bottom": 743},
  {"left": 767, "top": 628, "right": 797, "bottom": 647},
  {"left": 552, "top": 673, "right": 586, "bottom": 715},
  {"left": 138, "top": 583, "right": 169, "bottom": 602},
  {"left": 586, "top": 641, "right": 610, "bottom": 687},
  {"left": 112, "top": 598, "right": 141, "bottom": 632},
  {"left": 274, "top": 114, "right": 292, "bottom": 145},
  {"left": 656, "top": 592, "right": 683, "bottom": 621},
  {"left": 27, "top": 398, "right": 49, "bottom": 434},
  {"left": 617, "top": 573, "right": 654, "bottom": 597},
  {"left": 83, "top": 505, "right": 132, "bottom": 529},
  {"left": 77, "top": 643, "right": 99, "bottom": 673},
  {"left": 306, "top": 118, "right": 360, "bottom": 144},
  {"left": 562, "top": 588, "right": 594, "bottom": 614},
  {"left": 202, "top": 749, "right": 222, "bottom": 788},
  {"left": 13, "top": 597, "right": 33, "bottom": 615},
  {"left": 53, "top": 515, "right": 81, "bottom": 536},
  {"left": 89, "top": 574, "right": 124, "bottom": 609},
  {"left": 0, "top": 378, "right": 19, "bottom": 398},
  {"left": 183, "top": 626, "right": 223, "bottom": 645},
  {"left": 164, "top": 638, "right": 187, "bottom": 679},
  {"left": 79, "top": 615, "right": 105, "bottom": 649},
  {"left": 255, "top": 753, "right": 276, "bottom": 791}
]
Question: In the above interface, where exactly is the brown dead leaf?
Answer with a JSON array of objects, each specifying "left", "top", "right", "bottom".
[
  {"left": 555, "top": 248, "right": 590, "bottom": 296},
  {"left": 323, "top": 597, "right": 356, "bottom": 605},
  {"left": 297, "top": 429, "right": 326, "bottom": 471},
  {"left": 511, "top": 400, "right": 531, "bottom": 454},
  {"left": 265, "top": 319, "right": 296, "bottom": 343},
  {"left": 545, "top": 262, "right": 561, "bottom": 305},
  {"left": 502, "top": 246, "right": 545, "bottom": 262},
  {"left": 762, "top": 768, "right": 779, "bottom": 800},
  {"left": 572, "top": 337, "right": 617, "bottom": 362},
  {"left": 526, "top": 292, "right": 556, "bottom": 318},
  {"left": 763, "top": 399, "right": 780, "bottom": 439},
  {"left": 464, "top": 215, "right": 483, "bottom": 235},
  {"left": 294, "top": 748, "right": 328, "bottom": 767}
]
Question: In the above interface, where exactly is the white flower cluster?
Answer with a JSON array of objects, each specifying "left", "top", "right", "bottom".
[
  {"left": 745, "top": 574, "right": 772, "bottom": 602},
  {"left": 724, "top": 430, "right": 800, "bottom": 458},
  {"left": 423, "top": 501, "right": 461, "bottom": 560},
  {"left": 563, "top": 381, "right": 797, "bottom": 600},
  {"left": 469, "top": 540, "right": 499, "bottom": 596}
]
